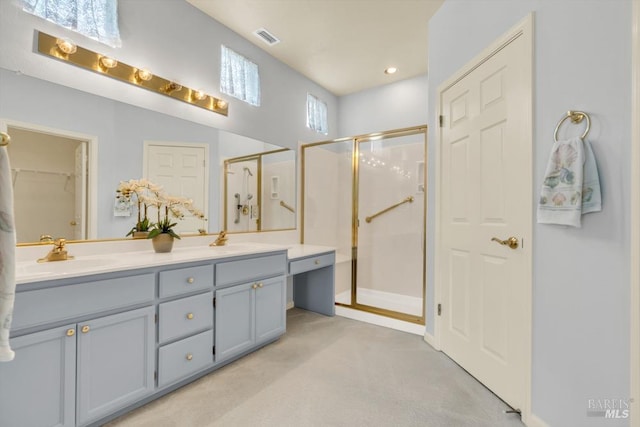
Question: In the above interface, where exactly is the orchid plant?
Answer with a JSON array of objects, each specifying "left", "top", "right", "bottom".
[{"left": 116, "top": 179, "right": 206, "bottom": 239}]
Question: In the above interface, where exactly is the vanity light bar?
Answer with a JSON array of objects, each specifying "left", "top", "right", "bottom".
[{"left": 36, "top": 31, "right": 229, "bottom": 117}]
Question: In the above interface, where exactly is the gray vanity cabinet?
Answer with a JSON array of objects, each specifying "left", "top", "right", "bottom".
[
  {"left": 0, "top": 325, "right": 76, "bottom": 427},
  {"left": 215, "top": 275, "right": 286, "bottom": 363},
  {"left": 76, "top": 306, "right": 155, "bottom": 426}
]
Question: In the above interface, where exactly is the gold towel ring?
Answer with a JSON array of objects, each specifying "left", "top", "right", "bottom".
[
  {"left": 0, "top": 132, "right": 10, "bottom": 147},
  {"left": 554, "top": 110, "right": 590, "bottom": 142}
]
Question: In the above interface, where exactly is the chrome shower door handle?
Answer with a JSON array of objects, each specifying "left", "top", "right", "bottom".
[{"left": 491, "top": 236, "right": 519, "bottom": 250}]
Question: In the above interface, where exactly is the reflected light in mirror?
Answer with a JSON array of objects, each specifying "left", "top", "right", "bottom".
[{"left": 56, "top": 38, "right": 77, "bottom": 55}]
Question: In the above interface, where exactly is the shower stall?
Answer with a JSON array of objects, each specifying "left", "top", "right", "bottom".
[
  {"left": 301, "top": 126, "right": 426, "bottom": 324},
  {"left": 224, "top": 149, "right": 296, "bottom": 232}
]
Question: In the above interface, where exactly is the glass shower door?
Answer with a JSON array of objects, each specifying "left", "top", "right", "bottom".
[{"left": 354, "top": 131, "right": 426, "bottom": 323}]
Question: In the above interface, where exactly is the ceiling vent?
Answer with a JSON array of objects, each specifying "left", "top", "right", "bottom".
[{"left": 253, "top": 28, "right": 280, "bottom": 46}]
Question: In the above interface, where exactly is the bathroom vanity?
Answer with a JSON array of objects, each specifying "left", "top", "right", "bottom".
[{"left": 0, "top": 243, "right": 335, "bottom": 427}]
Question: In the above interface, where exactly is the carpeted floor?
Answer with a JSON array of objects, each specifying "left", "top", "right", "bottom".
[{"left": 106, "top": 308, "right": 524, "bottom": 427}]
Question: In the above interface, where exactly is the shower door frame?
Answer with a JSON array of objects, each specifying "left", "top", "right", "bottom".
[{"left": 301, "top": 125, "right": 428, "bottom": 325}]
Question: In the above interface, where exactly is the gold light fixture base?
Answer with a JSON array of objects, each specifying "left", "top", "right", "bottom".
[{"left": 37, "top": 31, "right": 228, "bottom": 117}]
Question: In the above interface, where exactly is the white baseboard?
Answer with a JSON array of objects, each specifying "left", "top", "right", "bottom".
[{"left": 423, "top": 331, "right": 438, "bottom": 350}]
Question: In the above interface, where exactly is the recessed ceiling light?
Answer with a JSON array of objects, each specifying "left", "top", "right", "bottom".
[{"left": 384, "top": 67, "right": 398, "bottom": 75}]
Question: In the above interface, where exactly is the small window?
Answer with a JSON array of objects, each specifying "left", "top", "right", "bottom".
[
  {"left": 306, "top": 93, "right": 328, "bottom": 135},
  {"left": 20, "top": 0, "right": 121, "bottom": 48},
  {"left": 220, "top": 45, "right": 261, "bottom": 107}
]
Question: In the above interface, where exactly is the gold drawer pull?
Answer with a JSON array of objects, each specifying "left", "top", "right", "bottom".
[
  {"left": 81, "top": 325, "right": 90, "bottom": 334},
  {"left": 187, "top": 277, "right": 195, "bottom": 284},
  {"left": 314, "top": 259, "right": 320, "bottom": 265},
  {"left": 186, "top": 353, "right": 193, "bottom": 361},
  {"left": 186, "top": 313, "right": 194, "bottom": 320},
  {"left": 66, "top": 328, "right": 75, "bottom": 337}
]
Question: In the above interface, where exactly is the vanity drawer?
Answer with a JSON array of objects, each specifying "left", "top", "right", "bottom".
[
  {"left": 159, "top": 291, "right": 213, "bottom": 343},
  {"left": 159, "top": 264, "right": 213, "bottom": 298},
  {"left": 158, "top": 330, "right": 213, "bottom": 387},
  {"left": 289, "top": 252, "right": 335, "bottom": 275},
  {"left": 13, "top": 273, "right": 155, "bottom": 331},
  {"left": 216, "top": 253, "right": 287, "bottom": 287}
]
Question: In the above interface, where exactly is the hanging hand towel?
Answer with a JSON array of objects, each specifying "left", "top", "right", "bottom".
[
  {"left": 537, "top": 136, "right": 601, "bottom": 227},
  {"left": 0, "top": 145, "right": 16, "bottom": 361}
]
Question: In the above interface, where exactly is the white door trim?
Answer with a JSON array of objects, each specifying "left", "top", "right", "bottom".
[
  {"left": 433, "top": 13, "right": 534, "bottom": 425},
  {"left": 142, "top": 140, "right": 210, "bottom": 225},
  {"left": 630, "top": 2, "right": 640, "bottom": 425},
  {"left": 0, "top": 118, "right": 99, "bottom": 240}
]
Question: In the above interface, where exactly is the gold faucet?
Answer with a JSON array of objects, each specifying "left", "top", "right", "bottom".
[
  {"left": 38, "top": 238, "right": 75, "bottom": 263},
  {"left": 209, "top": 231, "right": 228, "bottom": 247}
]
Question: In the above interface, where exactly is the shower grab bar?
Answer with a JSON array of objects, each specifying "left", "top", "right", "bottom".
[
  {"left": 280, "top": 200, "right": 295, "bottom": 213},
  {"left": 365, "top": 196, "right": 414, "bottom": 223}
]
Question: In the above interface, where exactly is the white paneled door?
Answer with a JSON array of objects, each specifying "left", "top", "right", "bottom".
[
  {"left": 438, "top": 19, "right": 532, "bottom": 413},
  {"left": 144, "top": 142, "right": 208, "bottom": 235}
]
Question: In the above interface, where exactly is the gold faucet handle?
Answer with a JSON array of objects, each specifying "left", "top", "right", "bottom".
[{"left": 53, "top": 238, "right": 67, "bottom": 249}]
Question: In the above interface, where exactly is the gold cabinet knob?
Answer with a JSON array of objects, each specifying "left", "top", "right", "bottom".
[
  {"left": 314, "top": 259, "right": 320, "bottom": 265},
  {"left": 66, "top": 328, "right": 75, "bottom": 337},
  {"left": 81, "top": 325, "right": 90, "bottom": 333},
  {"left": 258, "top": 282, "right": 263, "bottom": 288},
  {"left": 187, "top": 277, "right": 195, "bottom": 284},
  {"left": 186, "top": 313, "right": 194, "bottom": 320},
  {"left": 186, "top": 353, "right": 193, "bottom": 361},
  {"left": 252, "top": 283, "right": 258, "bottom": 289},
  {"left": 70, "top": 220, "right": 77, "bottom": 226},
  {"left": 490, "top": 236, "right": 519, "bottom": 250}
]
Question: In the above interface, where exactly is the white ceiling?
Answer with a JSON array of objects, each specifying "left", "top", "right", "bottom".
[{"left": 186, "top": 0, "right": 444, "bottom": 96}]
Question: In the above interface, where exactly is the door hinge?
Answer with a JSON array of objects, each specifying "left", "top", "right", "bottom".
[
  {"left": 437, "top": 303, "right": 442, "bottom": 316},
  {"left": 439, "top": 115, "right": 444, "bottom": 127},
  {"left": 154, "top": 313, "right": 158, "bottom": 324}
]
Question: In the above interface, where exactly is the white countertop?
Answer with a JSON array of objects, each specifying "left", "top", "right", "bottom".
[
  {"left": 16, "top": 242, "right": 289, "bottom": 285},
  {"left": 16, "top": 243, "right": 337, "bottom": 285},
  {"left": 286, "top": 244, "right": 336, "bottom": 260}
]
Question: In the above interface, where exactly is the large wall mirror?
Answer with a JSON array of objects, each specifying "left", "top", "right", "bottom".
[{"left": 0, "top": 69, "right": 296, "bottom": 245}]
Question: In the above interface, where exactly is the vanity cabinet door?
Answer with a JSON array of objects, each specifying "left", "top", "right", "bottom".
[
  {"left": 0, "top": 325, "right": 76, "bottom": 427},
  {"left": 215, "top": 282, "right": 255, "bottom": 362},
  {"left": 255, "top": 276, "right": 286, "bottom": 344},
  {"left": 76, "top": 306, "right": 155, "bottom": 426}
]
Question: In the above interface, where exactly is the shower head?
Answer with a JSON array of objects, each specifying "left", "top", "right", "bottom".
[{"left": 243, "top": 167, "right": 253, "bottom": 177}]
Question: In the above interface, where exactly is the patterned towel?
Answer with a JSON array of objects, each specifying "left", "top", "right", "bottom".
[
  {"left": 537, "top": 136, "right": 602, "bottom": 227},
  {"left": 0, "top": 145, "right": 16, "bottom": 361}
]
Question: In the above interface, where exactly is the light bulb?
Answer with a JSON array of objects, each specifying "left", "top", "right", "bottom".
[
  {"left": 135, "top": 68, "right": 153, "bottom": 82},
  {"left": 56, "top": 38, "right": 77, "bottom": 55},
  {"left": 99, "top": 56, "right": 118, "bottom": 70}
]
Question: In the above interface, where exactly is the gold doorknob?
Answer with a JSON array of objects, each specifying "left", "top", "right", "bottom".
[
  {"left": 81, "top": 325, "right": 90, "bottom": 333},
  {"left": 491, "top": 236, "right": 519, "bottom": 250},
  {"left": 186, "top": 313, "right": 194, "bottom": 320},
  {"left": 186, "top": 353, "right": 193, "bottom": 361},
  {"left": 187, "top": 277, "right": 195, "bottom": 284},
  {"left": 66, "top": 328, "right": 76, "bottom": 337}
]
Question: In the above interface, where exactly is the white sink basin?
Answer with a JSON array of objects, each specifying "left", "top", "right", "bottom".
[{"left": 17, "top": 257, "right": 119, "bottom": 276}]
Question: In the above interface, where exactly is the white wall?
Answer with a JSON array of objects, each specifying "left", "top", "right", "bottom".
[
  {"left": 338, "top": 74, "right": 428, "bottom": 137},
  {"left": 0, "top": 0, "right": 338, "bottom": 150},
  {"left": 428, "top": 1, "right": 630, "bottom": 426}
]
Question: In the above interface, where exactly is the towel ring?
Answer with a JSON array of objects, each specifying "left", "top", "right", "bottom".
[{"left": 554, "top": 110, "right": 590, "bottom": 142}]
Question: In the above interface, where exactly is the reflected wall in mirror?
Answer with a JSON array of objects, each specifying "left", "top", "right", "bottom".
[
  {"left": 223, "top": 149, "right": 296, "bottom": 232},
  {"left": 0, "top": 68, "right": 296, "bottom": 245},
  {"left": 6, "top": 124, "right": 95, "bottom": 243}
]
